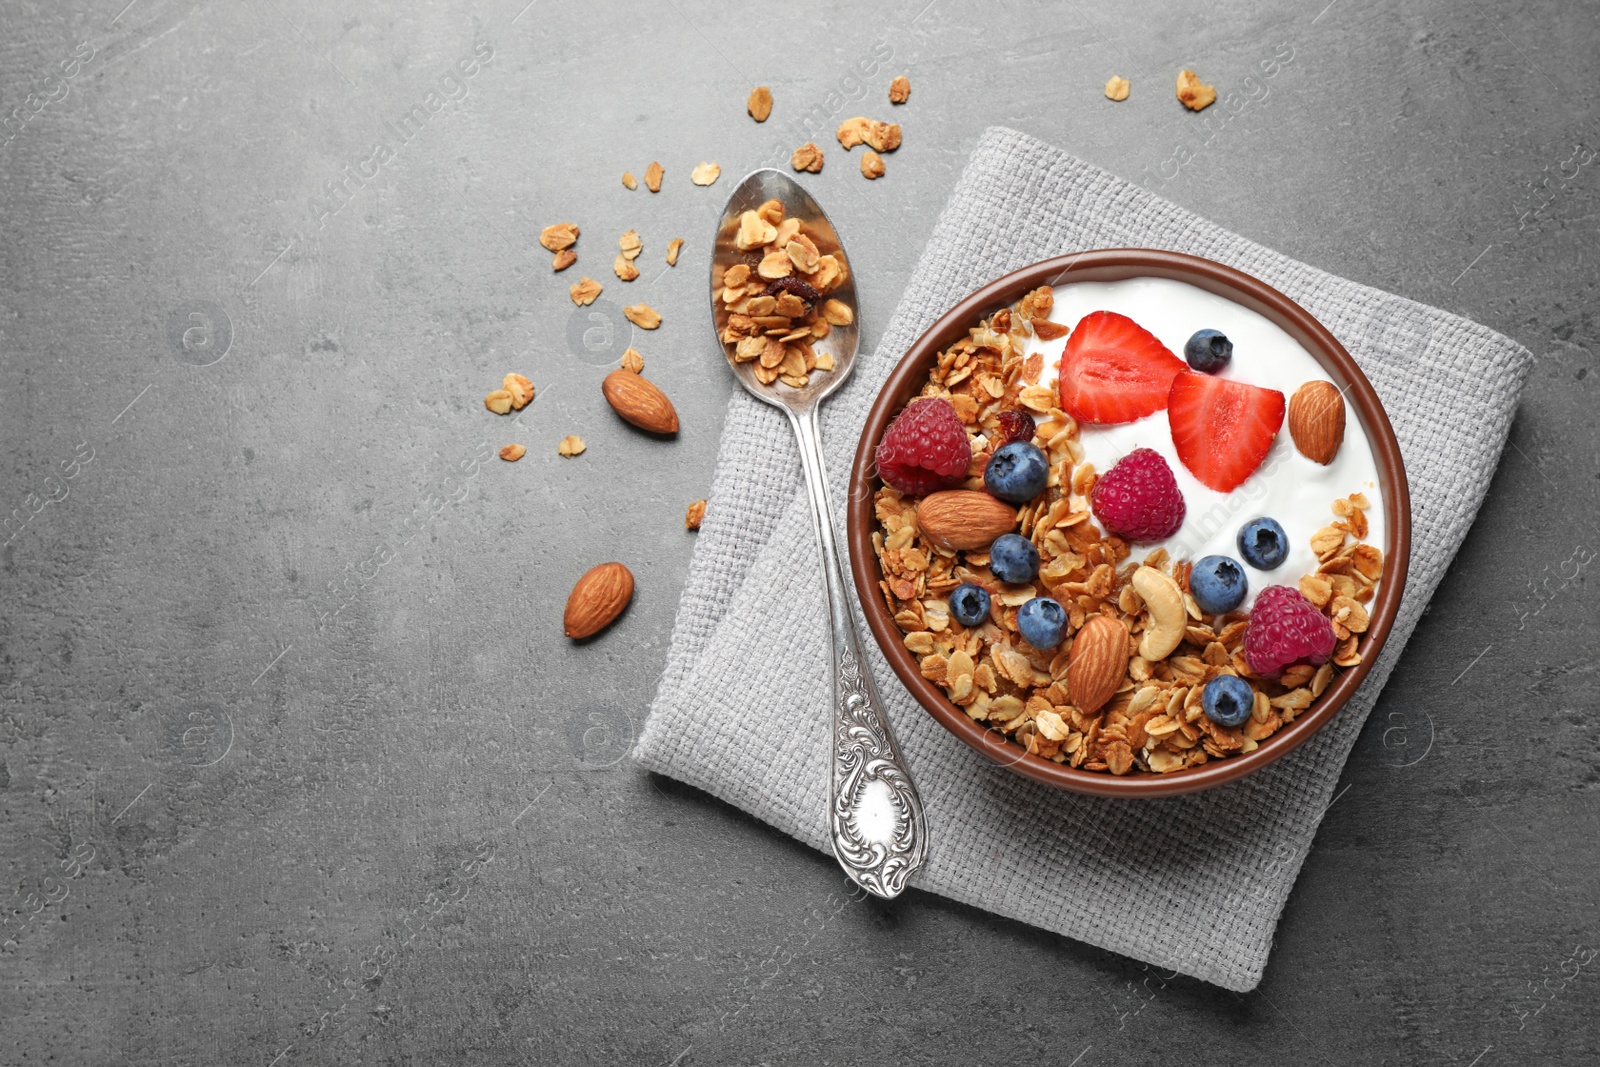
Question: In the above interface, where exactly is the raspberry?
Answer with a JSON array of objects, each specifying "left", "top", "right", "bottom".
[
  {"left": 874, "top": 397, "right": 971, "bottom": 496},
  {"left": 1089, "top": 448, "right": 1186, "bottom": 542},
  {"left": 1243, "top": 586, "right": 1337, "bottom": 677},
  {"left": 992, "top": 410, "right": 1036, "bottom": 450}
]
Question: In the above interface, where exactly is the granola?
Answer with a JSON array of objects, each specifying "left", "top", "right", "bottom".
[
  {"left": 869, "top": 286, "right": 1385, "bottom": 775},
  {"left": 623, "top": 304, "right": 661, "bottom": 329},
  {"left": 1177, "top": 69, "right": 1216, "bottom": 111},
  {"left": 614, "top": 230, "right": 642, "bottom": 281},
  {"left": 836, "top": 116, "right": 901, "bottom": 153},
  {"left": 539, "top": 223, "right": 578, "bottom": 252},
  {"left": 713, "top": 199, "right": 850, "bottom": 390},
  {"left": 557, "top": 434, "right": 586, "bottom": 457},
  {"left": 791, "top": 142, "right": 824, "bottom": 173},
  {"left": 747, "top": 86, "right": 773, "bottom": 122},
  {"left": 502, "top": 373, "right": 535, "bottom": 410}
]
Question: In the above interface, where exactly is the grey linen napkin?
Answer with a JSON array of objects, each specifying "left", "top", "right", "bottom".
[{"left": 634, "top": 126, "right": 1532, "bottom": 991}]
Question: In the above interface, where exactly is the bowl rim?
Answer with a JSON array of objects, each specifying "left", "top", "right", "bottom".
[{"left": 846, "top": 248, "right": 1412, "bottom": 798}]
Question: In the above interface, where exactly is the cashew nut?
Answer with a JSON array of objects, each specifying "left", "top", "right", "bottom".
[{"left": 1131, "top": 566, "right": 1186, "bottom": 662}]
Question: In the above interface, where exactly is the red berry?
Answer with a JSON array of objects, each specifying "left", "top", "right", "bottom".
[
  {"left": 1057, "top": 311, "right": 1188, "bottom": 424},
  {"left": 1167, "top": 370, "right": 1286, "bottom": 493},
  {"left": 874, "top": 397, "right": 971, "bottom": 496},
  {"left": 1243, "top": 585, "right": 1337, "bottom": 677},
  {"left": 992, "top": 410, "right": 1036, "bottom": 450},
  {"left": 1090, "top": 447, "right": 1186, "bottom": 542}
]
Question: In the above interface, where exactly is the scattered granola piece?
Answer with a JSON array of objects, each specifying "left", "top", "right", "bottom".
[
  {"left": 836, "top": 116, "right": 870, "bottom": 149},
  {"left": 685, "top": 499, "right": 706, "bottom": 530},
  {"left": 1105, "top": 75, "right": 1131, "bottom": 101},
  {"left": 690, "top": 161, "right": 721, "bottom": 186},
  {"left": 666, "top": 237, "right": 684, "bottom": 266},
  {"left": 557, "top": 435, "right": 586, "bottom": 457},
  {"left": 888, "top": 75, "right": 910, "bottom": 104},
  {"left": 498, "top": 443, "right": 526, "bottom": 462},
  {"left": 644, "top": 161, "right": 664, "bottom": 192},
  {"left": 539, "top": 223, "right": 579, "bottom": 252},
  {"left": 623, "top": 304, "right": 662, "bottom": 329},
  {"left": 569, "top": 277, "right": 602, "bottom": 306},
  {"left": 552, "top": 249, "right": 577, "bottom": 271},
  {"left": 840, "top": 118, "right": 901, "bottom": 153},
  {"left": 621, "top": 170, "right": 637, "bottom": 190},
  {"left": 503, "top": 373, "right": 535, "bottom": 410},
  {"left": 484, "top": 390, "right": 513, "bottom": 415},
  {"left": 613, "top": 253, "right": 640, "bottom": 281},
  {"left": 1176, "top": 69, "right": 1216, "bottom": 111},
  {"left": 861, "top": 150, "right": 885, "bottom": 179},
  {"left": 620, "top": 348, "right": 644, "bottom": 374},
  {"left": 863, "top": 121, "right": 901, "bottom": 153},
  {"left": 619, "top": 230, "right": 643, "bottom": 260},
  {"left": 747, "top": 85, "right": 773, "bottom": 122},
  {"left": 791, "top": 142, "right": 824, "bottom": 173}
]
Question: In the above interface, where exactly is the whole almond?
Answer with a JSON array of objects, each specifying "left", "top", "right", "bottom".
[
  {"left": 914, "top": 491, "right": 1017, "bottom": 552},
  {"left": 564, "top": 562, "right": 634, "bottom": 639},
  {"left": 1288, "top": 380, "right": 1346, "bottom": 465},
  {"left": 601, "top": 369, "right": 679, "bottom": 434},
  {"left": 1068, "top": 614, "right": 1129, "bottom": 716}
]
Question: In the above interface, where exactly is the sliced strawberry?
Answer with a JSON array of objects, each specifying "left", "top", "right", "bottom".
[
  {"left": 1057, "top": 311, "right": 1187, "bottom": 424},
  {"left": 1167, "top": 370, "right": 1287, "bottom": 492}
]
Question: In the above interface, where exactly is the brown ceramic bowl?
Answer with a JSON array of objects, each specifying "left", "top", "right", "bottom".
[{"left": 847, "top": 249, "right": 1411, "bottom": 798}]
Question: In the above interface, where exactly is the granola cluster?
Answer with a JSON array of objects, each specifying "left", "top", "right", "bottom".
[
  {"left": 870, "top": 286, "right": 1385, "bottom": 775},
  {"left": 714, "top": 198, "right": 853, "bottom": 389}
]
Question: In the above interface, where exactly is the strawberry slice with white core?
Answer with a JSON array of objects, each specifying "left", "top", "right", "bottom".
[
  {"left": 1056, "top": 310, "right": 1188, "bottom": 425},
  {"left": 1167, "top": 370, "right": 1287, "bottom": 493}
]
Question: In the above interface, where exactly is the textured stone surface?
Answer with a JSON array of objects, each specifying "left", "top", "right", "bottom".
[{"left": 1, "top": 0, "right": 1595, "bottom": 1063}]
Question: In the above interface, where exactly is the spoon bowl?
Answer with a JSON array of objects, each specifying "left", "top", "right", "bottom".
[{"left": 710, "top": 169, "right": 862, "bottom": 409}]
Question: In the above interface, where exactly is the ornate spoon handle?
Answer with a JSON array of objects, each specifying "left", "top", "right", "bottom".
[{"left": 788, "top": 405, "right": 927, "bottom": 899}]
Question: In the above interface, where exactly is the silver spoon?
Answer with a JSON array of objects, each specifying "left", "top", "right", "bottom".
[{"left": 710, "top": 168, "right": 927, "bottom": 900}]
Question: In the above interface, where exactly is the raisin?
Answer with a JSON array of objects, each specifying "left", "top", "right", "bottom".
[
  {"left": 993, "top": 410, "right": 1037, "bottom": 449},
  {"left": 761, "top": 277, "right": 823, "bottom": 303}
]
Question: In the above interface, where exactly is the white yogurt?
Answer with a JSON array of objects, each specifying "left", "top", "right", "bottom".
[{"left": 1023, "top": 277, "right": 1384, "bottom": 610}]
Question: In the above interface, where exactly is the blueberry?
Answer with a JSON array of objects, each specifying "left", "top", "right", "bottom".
[
  {"left": 988, "top": 534, "right": 1039, "bottom": 585},
  {"left": 1017, "top": 597, "right": 1067, "bottom": 649},
  {"left": 1237, "top": 517, "right": 1289, "bottom": 570},
  {"left": 1189, "top": 554, "right": 1248, "bottom": 615},
  {"left": 948, "top": 583, "right": 991, "bottom": 628},
  {"left": 1184, "top": 329, "right": 1233, "bottom": 373},
  {"left": 1201, "top": 675, "right": 1254, "bottom": 728},
  {"left": 984, "top": 441, "right": 1049, "bottom": 503}
]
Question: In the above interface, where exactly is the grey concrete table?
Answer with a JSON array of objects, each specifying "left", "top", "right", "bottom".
[{"left": 3, "top": 0, "right": 1596, "bottom": 1063}]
